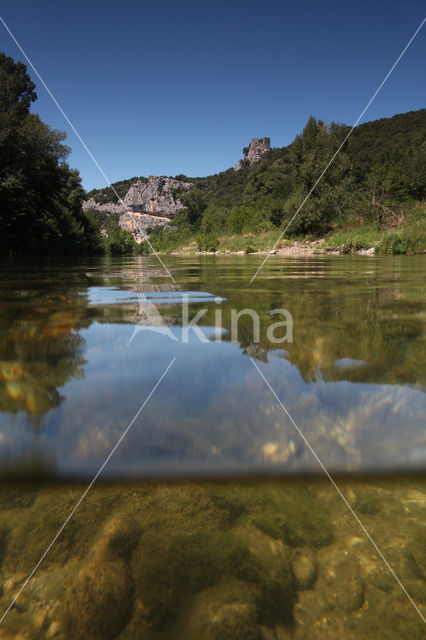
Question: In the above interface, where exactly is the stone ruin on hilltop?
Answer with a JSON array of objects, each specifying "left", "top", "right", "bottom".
[{"left": 234, "top": 137, "right": 271, "bottom": 170}]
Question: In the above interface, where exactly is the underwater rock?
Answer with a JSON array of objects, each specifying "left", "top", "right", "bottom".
[
  {"left": 292, "top": 551, "right": 317, "bottom": 590},
  {"left": 404, "top": 529, "right": 426, "bottom": 580},
  {"left": 176, "top": 579, "right": 260, "bottom": 640},
  {"left": 91, "top": 513, "right": 139, "bottom": 562},
  {"left": 133, "top": 529, "right": 259, "bottom": 631},
  {"left": 62, "top": 514, "right": 138, "bottom": 640},
  {"left": 353, "top": 488, "right": 382, "bottom": 515},
  {"left": 232, "top": 525, "right": 296, "bottom": 624},
  {"left": 326, "top": 558, "right": 364, "bottom": 612},
  {"left": 63, "top": 557, "right": 134, "bottom": 640},
  {"left": 253, "top": 486, "right": 334, "bottom": 549},
  {"left": 306, "top": 615, "right": 346, "bottom": 640}
]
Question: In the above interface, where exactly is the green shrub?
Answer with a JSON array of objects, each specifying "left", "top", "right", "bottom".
[{"left": 197, "top": 234, "right": 219, "bottom": 252}]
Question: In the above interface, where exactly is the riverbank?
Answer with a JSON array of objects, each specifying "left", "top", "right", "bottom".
[{"left": 169, "top": 221, "right": 425, "bottom": 257}]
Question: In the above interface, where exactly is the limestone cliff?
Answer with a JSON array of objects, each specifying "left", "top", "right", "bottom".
[
  {"left": 82, "top": 197, "right": 125, "bottom": 214},
  {"left": 235, "top": 137, "right": 271, "bottom": 170},
  {"left": 83, "top": 175, "right": 193, "bottom": 241},
  {"left": 123, "top": 176, "right": 192, "bottom": 217},
  {"left": 83, "top": 176, "right": 193, "bottom": 217},
  {"left": 119, "top": 211, "right": 171, "bottom": 243}
]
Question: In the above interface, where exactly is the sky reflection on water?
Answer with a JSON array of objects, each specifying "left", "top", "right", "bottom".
[{"left": 0, "top": 255, "right": 424, "bottom": 478}]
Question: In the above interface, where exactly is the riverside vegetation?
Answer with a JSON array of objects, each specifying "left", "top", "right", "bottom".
[
  {"left": 1, "top": 53, "right": 425, "bottom": 257},
  {"left": 86, "top": 109, "right": 426, "bottom": 256}
]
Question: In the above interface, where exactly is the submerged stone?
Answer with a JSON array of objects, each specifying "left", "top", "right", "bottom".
[
  {"left": 62, "top": 513, "right": 138, "bottom": 640},
  {"left": 292, "top": 550, "right": 318, "bottom": 590},
  {"left": 63, "top": 558, "right": 134, "bottom": 640},
  {"left": 175, "top": 579, "right": 260, "bottom": 640}
]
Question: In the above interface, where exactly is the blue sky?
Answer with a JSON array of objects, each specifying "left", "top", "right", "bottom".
[{"left": 1, "top": 0, "right": 425, "bottom": 190}]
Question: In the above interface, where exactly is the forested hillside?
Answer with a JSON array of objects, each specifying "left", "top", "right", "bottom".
[{"left": 87, "top": 109, "right": 425, "bottom": 253}]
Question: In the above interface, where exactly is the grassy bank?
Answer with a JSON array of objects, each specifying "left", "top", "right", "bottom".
[{"left": 165, "top": 220, "right": 425, "bottom": 257}]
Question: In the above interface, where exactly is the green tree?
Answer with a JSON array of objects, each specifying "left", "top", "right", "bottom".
[
  {"left": 286, "top": 117, "right": 355, "bottom": 234},
  {"left": 0, "top": 52, "right": 103, "bottom": 254},
  {"left": 104, "top": 228, "right": 135, "bottom": 255}
]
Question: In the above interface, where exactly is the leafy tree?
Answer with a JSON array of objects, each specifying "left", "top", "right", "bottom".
[
  {"left": 285, "top": 117, "right": 355, "bottom": 234},
  {"left": 0, "top": 52, "right": 103, "bottom": 254}
]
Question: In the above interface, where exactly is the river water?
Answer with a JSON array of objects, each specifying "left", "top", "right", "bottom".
[
  {"left": 0, "top": 254, "right": 424, "bottom": 477},
  {"left": 0, "top": 255, "right": 424, "bottom": 638}
]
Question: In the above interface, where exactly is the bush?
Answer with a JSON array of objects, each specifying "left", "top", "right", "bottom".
[
  {"left": 197, "top": 234, "right": 219, "bottom": 252},
  {"left": 104, "top": 229, "right": 135, "bottom": 255},
  {"left": 135, "top": 240, "right": 151, "bottom": 255}
]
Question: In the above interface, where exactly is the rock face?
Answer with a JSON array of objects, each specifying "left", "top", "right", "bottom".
[
  {"left": 83, "top": 175, "right": 193, "bottom": 241},
  {"left": 119, "top": 211, "right": 171, "bottom": 243},
  {"left": 123, "top": 176, "right": 192, "bottom": 217},
  {"left": 235, "top": 137, "right": 270, "bottom": 170},
  {"left": 82, "top": 197, "right": 125, "bottom": 214}
]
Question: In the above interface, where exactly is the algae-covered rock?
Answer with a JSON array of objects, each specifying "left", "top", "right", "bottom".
[
  {"left": 92, "top": 513, "right": 139, "bottom": 562},
  {"left": 232, "top": 525, "right": 296, "bottom": 625},
  {"left": 175, "top": 579, "right": 261, "bottom": 640},
  {"left": 206, "top": 485, "right": 248, "bottom": 526},
  {"left": 1, "top": 489, "right": 118, "bottom": 574},
  {"left": 63, "top": 558, "right": 134, "bottom": 640},
  {"left": 305, "top": 615, "right": 346, "bottom": 640},
  {"left": 325, "top": 558, "right": 364, "bottom": 612},
  {"left": 0, "top": 521, "right": 9, "bottom": 569},
  {"left": 292, "top": 550, "right": 317, "bottom": 590},
  {"left": 0, "top": 484, "right": 38, "bottom": 510},
  {"left": 250, "top": 515, "right": 281, "bottom": 540},
  {"left": 62, "top": 514, "right": 138, "bottom": 640},
  {"left": 257, "top": 486, "right": 334, "bottom": 549},
  {"left": 134, "top": 529, "right": 258, "bottom": 631},
  {"left": 404, "top": 526, "right": 426, "bottom": 580},
  {"left": 353, "top": 487, "right": 382, "bottom": 515}
]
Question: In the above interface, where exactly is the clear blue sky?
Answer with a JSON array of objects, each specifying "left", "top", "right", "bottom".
[{"left": 1, "top": 1, "right": 425, "bottom": 191}]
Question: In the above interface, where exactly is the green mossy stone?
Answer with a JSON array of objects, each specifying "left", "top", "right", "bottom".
[
  {"left": 206, "top": 485, "right": 249, "bottom": 526},
  {"left": 0, "top": 522, "right": 9, "bottom": 569},
  {"left": 250, "top": 516, "right": 281, "bottom": 540},
  {"left": 353, "top": 488, "right": 382, "bottom": 515},
  {"left": 175, "top": 579, "right": 261, "bottom": 640},
  {"left": 232, "top": 525, "right": 296, "bottom": 625},
  {"left": 404, "top": 527, "right": 426, "bottom": 580},
  {"left": 266, "top": 486, "right": 334, "bottom": 548},
  {"left": 0, "top": 485, "right": 38, "bottom": 510},
  {"left": 63, "top": 558, "right": 134, "bottom": 640},
  {"left": 134, "top": 530, "right": 258, "bottom": 631}
]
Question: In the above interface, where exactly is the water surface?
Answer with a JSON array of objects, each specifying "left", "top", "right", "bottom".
[{"left": 0, "top": 254, "right": 424, "bottom": 478}]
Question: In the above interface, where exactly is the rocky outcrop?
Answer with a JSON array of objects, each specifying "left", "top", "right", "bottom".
[
  {"left": 83, "top": 175, "right": 193, "bottom": 241},
  {"left": 82, "top": 197, "right": 125, "bottom": 214},
  {"left": 123, "top": 176, "right": 193, "bottom": 217},
  {"left": 119, "top": 211, "right": 171, "bottom": 243},
  {"left": 83, "top": 176, "right": 193, "bottom": 218},
  {"left": 235, "top": 137, "right": 271, "bottom": 170}
]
